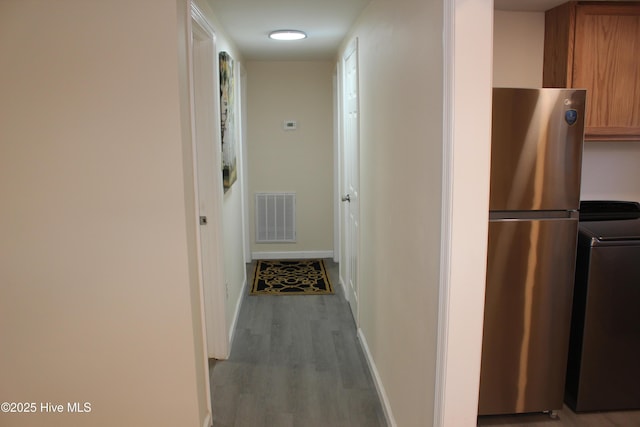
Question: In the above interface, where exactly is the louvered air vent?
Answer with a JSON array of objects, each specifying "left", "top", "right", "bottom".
[{"left": 255, "top": 192, "right": 296, "bottom": 243}]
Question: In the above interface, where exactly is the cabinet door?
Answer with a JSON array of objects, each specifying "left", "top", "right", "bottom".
[{"left": 573, "top": 4, "right": 640, "bottom": 140}]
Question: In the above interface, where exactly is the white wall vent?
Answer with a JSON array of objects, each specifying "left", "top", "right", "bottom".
[{"left": 255, "top": 192, "right": 296, "bottom": 243}]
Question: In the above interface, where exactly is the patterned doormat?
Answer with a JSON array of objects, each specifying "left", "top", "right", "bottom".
[{"left": 250, "top": 259, "right": 334, "bottom": 295}]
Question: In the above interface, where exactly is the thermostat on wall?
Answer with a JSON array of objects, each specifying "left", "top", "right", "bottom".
[{"left": 283, "top": 120, "right": 297, "bottom": 130}]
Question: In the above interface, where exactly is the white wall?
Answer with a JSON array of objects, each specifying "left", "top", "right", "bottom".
[
  {"left": 338, "top": 0, "right": 444, "bottom": 424},
  {"left": 246, "top": 61, "right": 334, "bottom": 258},
  {"left": 437, "top": 1, "right": 493, "bottom": 425},
  {"left": 0, "top": 1, "right": 208, "bottom": 426},
  {"left": 205, "top": 10, "right": 247, "bottom": 336},
  {"left": 338, "top": 1, "right": 493, "bottom": 425},
  {"left": 194, "top": 0, "right": 248, "bottom": 349},
  {"left": 222, "top": 179, "right": 246, "bottom": 332},
  {"left": 493, "top": 10, "right": 640, "bottom": 202},
  {"left": 581, "top": 142, "right": 640, "bottom": 200},
  {"left": 493, "top": 11, "right": 545, "bottom": 88}
]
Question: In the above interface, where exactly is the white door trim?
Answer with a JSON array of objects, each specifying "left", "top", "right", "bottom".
[
  {"left": 434, "top": 0, "right": 455, "bottom": 420},
  {"left": 333, "top": 70, "right": 340, "bottom": 263},
  {"left": 189, "top": 2, "right": 229, "bottom": 360},
  {"left": 434, "top": 1, "right": 493, "bottom": 426},
  {"left": 340, "top": 37, "right": 360, "bottom": 326}
]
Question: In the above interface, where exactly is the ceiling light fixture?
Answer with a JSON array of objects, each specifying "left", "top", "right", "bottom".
[{"left": 269, "top": 30, "right": 307, "bottom": 41}]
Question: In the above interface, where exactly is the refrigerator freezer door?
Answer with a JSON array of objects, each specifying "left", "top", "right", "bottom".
[
  {"left": 478, "top": 217, "right": 578, "bottom": 415},
  {"left": 490, "top": 88, "right": 586, "bottom": 211}
]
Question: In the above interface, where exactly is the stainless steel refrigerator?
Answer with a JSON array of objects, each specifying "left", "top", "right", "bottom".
[{"left": 478, "top": 88, "right": 586, "bottom": 416}]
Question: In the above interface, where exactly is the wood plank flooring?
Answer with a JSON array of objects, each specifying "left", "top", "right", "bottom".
[
  {"left": 209, "top": 260, "right": 387, "bottom": 427},
  {"left": 210, "top": 259, "right": 640, "bottom": 426}
]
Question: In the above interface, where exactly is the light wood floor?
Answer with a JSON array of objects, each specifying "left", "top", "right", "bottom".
[
  {"left": 209, "top": 259, "right": 387, "bottom": 427},
  {"left": 478, "top": 405, "right": 640, "bottom": 427}
]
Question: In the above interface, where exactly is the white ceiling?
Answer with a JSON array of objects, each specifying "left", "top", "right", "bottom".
[
  {"left": 205, "top": 0, "right": 371, "bottom": 61},
  {"left": 204, "top": 0, "right": 572, "bottom": 61}
]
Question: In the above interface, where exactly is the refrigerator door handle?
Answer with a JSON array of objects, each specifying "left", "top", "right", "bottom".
[{"left": 489, "top": 210, "right": 579, "bottom": 221}]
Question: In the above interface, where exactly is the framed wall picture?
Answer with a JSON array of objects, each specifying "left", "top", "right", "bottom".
[{"left": 219, "top": 51, "right": 237, "bottom": 192}]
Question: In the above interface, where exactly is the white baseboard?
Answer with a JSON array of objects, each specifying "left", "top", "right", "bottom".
[
  {"left": 339, "top": 277, "right": 349, "bottom": 301},
  {"left": 358, "top": 329, "right": 397, "bottom": 427},
  {"left": 251, "top": 250, "right": 334, "bottom": 260},
  {"left": 203, "top": 413, "right": 212, "bottom": 427},
  {"left": 228, "top": 278, "right": 246, "bottom": 347}
]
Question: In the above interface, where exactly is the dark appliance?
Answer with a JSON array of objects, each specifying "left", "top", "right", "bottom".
[{"left": 565, "top": 200, "right": 640, "bottom": 412}]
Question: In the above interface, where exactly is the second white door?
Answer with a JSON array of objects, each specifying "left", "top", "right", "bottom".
[{"left": 342, "top": 39, "right": 360, "bottom": 325}]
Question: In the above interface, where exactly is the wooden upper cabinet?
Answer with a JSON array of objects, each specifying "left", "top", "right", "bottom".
[{"left": 543, "top": 1, "right": 640, "bottom": 141}]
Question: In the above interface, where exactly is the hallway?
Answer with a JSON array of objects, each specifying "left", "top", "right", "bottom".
[{"left": 209, "top": 260, "right": 387, "bottom": 427}]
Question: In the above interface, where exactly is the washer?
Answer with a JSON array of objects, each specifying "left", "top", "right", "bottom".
[{"left": 565, "top": 201, "right": 640, "bottom": 412}]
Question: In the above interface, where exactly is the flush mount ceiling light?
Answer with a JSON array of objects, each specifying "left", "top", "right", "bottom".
[{"left": 268, "top": 30, "right": 307, "bottom": 41}]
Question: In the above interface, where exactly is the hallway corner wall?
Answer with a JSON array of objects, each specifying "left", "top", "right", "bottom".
[
  {"left": 194, "top": 0, "right": 248, "bottom": 348},
  {"left": 337, "top": 0, "right": 445, "bottom": 425},
  {"left": 245, "top": 60, "right": 335, "bottom": 259},
  {"left": 0, "top": 1, "right": 207, "bottom": 425}
]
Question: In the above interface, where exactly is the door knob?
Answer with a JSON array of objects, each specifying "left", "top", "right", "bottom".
[{"left": 341, "top": 194, "right": 351, "bottom": 202}]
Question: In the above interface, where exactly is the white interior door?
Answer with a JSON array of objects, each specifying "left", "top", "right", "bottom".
[
  {"left": 342, "top": 39, "right": 360, "bottom": 324},
  {"left": 190, "top": 9, "right": 229, "bottom": 359}
]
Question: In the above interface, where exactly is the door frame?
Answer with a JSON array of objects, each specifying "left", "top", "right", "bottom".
[
  {"left": 189, "top": 3, "right": 229, "bottom": 360},
  {"left": 433, "top": 0, "right": 493, "bottom": 425},
  {"left": 339, "top": 38, "right": 360, "bottom": 325},
  {"left": 333, "top": 70, "right": 340, "bottom": 263}
]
